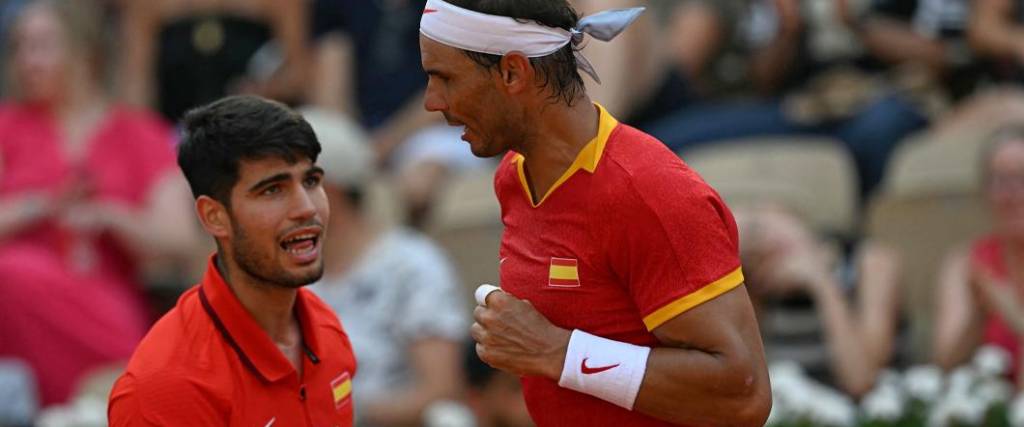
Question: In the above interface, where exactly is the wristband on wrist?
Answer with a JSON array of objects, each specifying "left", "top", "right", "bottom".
[{"left": 557, "top": 329, "right": 651, "bottom": 410}]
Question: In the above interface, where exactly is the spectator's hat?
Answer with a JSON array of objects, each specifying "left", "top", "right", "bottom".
[{"left": 299, "top": 107, "right": 373, "bottom": 190}]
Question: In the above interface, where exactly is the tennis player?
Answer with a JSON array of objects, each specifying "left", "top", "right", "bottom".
[
  {"left": 108, "top": 96, "right": 357, "bottom": 426},
  {"left": 420, "top": 1, "right": 772, "bottom": 425}
]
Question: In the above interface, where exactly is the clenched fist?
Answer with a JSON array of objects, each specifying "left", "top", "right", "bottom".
[{"left": 471, "top": 288, "right": 571, "bottom": 381}]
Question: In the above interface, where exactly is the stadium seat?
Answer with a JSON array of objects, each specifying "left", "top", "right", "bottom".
[
  {"left": 679, "top": 137, "right": 859, "bottom": 237},
  {"left": 867, "top": 128, "right": 996, "bottom": 363},
  {"left": 881, "top": 127, "right": 996, "bottom": 197}
]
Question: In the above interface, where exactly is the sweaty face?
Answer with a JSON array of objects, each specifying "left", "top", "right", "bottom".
[
  {"left": 987, "top": 140, "right": 1024, "bottom": 240},
  {"left": 420, "top": 35, "right": 529, "bottom": 158},
  {"left": 225, "top": 156, "right": 329, "bottom": 288}
]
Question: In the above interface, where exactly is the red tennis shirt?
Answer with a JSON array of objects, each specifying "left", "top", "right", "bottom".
[
  {"left": 108, "top": 256, "right": 357, "bottom": 426},
  {"left": 496, "top": 104, "right": 744, "bottom": 426}
]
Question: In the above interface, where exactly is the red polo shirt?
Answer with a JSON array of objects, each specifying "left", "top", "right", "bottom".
[
  {"left": 108, "top": 257, "right": 357, "bottom": 426},
  {"left": 496, "top": 104, "right": 743, "bottom": 426}
]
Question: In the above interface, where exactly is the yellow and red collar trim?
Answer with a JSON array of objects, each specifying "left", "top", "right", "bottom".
[{"left": 512, "top": 103, "right": 619, "bottom": 207}]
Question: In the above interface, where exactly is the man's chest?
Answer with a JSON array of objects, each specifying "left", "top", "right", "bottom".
[
  {"left": 498, "top": 208, "right": 648, "bottom": 341},
  {"left": 229, "top": 359, "right": 355, "bottom": 426}
]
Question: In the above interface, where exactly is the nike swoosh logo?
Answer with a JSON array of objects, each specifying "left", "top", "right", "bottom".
[
  {"left": 500, "top": 257, "right": 508, "bottom": 265},
  {"left": 264, "top": 417, "right": 276, "bottom": 427},
  {"left": 581, "top": 358, "right": 620, "bottom": 375}
]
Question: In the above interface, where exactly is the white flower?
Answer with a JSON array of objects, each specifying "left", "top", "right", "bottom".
[
  {"left": 765, "top": 396, "right": 789, "bottom": 426},
  {"left": 861, "top": 383, "right": 905, "bottom": 421},
  {"left": 1009, "top": 394, "right": 1024, "bottom": 427},
  {"left": 946, "top": 366, "right": 978, "bottom": 398},
  {"left": 974, "top": 345, "right": 1012, "bottom": 379},
  {"left": 806, "top": 389, "right": 857, "bottom": 427},
  {"left": 72, "top": 396, "right": 107, "bottom": 426},
  {"left": 946, "top": 396, "right": 988, "bottom": 426},
  {"left": 976, "top": 378, "right": 1013, "bottom": 407},
  {"left": 928, "top": 400, "right": 952, "bottom": 427},
  {"left": 904, "top": 365, "right": 944, "bottom": 402},
  {"left": 35, "top": 405, "right": 75, "bottom": 427},
  {"left": 766, "top": 361, "right": 856, "bottom": 426},
  {"left": 875, "top": 369, "right": 902, "bottom": 388},
  {"left": 423, "top": 400, "right": 477, "bottom": 427}
]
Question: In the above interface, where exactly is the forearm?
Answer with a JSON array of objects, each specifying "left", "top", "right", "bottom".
[
  {"left": 933, "top": 250, "right": 980, "bottom": 368},
  {"left": 856, "top": 244, "right": 900, "bottom": 371},
  {"left": 813, "top": 279, "right": 878, "bottom": 396},
  {"left": 0, "top": 196, "right": 49, "bottom": 242},
  {"left": 374, "top": 93, "right": 441, "bottom": 159},
  {"left": 101, "top": 177, "right": 200, "bottom": 261},
  {"left": 101, "top": 205, "right": 189, "bottom": 259},
  {"left": 858, "top": 19, "right": 947, "bottom": 73},
  {"left": 970, "top": 0, "right": 1024, "bottom": 60},
  {"left": 631, "top": 345, "right": 769, "bottom": 426},
  {"left": 750, "top": 32, "right": 802, "bottom": 95}
]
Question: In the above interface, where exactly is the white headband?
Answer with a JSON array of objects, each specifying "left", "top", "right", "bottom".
[{"left": 419, "top": 0, "right": 645, "bottom": 84}]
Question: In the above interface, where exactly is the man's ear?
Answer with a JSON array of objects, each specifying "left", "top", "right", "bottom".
[
  {"left": 196, "top": 195, "right": 231, "bottom": 239},
  {"left": 498, "top": 51, "right": 534, "bottom": 95}
]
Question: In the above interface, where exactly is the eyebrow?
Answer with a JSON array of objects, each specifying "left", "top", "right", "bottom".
[
  {"left": 307, "top": 166, "right": 325, "bottom": 177},
  {"left": 248, "top": 172, "right": 291, "bottom": 193},
  {"left": 248, "top": 165, "right": 326, "bottom": 193}
]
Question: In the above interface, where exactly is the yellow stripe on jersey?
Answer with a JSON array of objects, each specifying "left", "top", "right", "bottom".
[
  {"left": 549, "top": 264, "right": 579, "bottom": 280},
  {"left": 642, "top": 267, "right": 745, "bottom": 331},
  {"left": 333, "top": 378, "right": 352, "bottom": 404}
]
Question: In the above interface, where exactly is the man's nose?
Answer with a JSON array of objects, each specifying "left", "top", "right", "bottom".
[{"left": 424, "top": 83, "right": 447, "bottom": 112}]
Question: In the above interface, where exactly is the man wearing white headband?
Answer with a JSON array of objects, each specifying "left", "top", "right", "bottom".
[{"left": 420, "top": 1, "right": 771, "bottom": 425}]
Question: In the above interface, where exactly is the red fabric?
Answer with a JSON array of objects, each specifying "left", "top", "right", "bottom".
[
  {"left": 108, "top": 256, "right": 357, "bottom": 426},
  {"left": 972, "top": 235, "right": 1022, "bottom": 381},
  {"left": 0, "top": 104, "right": 176, "bottom": 405},
  {"left": 495, "top": 119, "right": 741, "bottom": 426}
]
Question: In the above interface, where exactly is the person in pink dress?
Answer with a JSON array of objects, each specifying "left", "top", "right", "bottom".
[
  {"left": 935, "top": 126, "right": 1024, "bottom": 386},
  {"left": 0, "top": 0, "right": 198, "bottom": 407}
]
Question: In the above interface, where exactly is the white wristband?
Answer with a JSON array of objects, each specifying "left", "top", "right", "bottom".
[{"left": 557, "top": 329, "right": 650, "bottom": 410}]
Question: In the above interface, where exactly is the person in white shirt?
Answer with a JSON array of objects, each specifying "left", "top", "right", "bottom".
[{"left": 302, "top": 108, "right": 469, "bottom": 427}]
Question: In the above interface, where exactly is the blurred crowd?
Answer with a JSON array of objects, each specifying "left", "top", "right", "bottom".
[{"left": 5, "top": 0, "right": 1024, "bottom": 425}]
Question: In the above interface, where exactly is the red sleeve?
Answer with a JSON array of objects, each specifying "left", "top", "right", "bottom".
[
  {"left": 615, "top": 164, "right": 744, "bottom": 331},
  {"left": 108, "top": 370, "right": 227, "bottom": 426}
]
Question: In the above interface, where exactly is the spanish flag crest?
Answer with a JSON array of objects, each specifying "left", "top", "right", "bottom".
[
  {"left": 331, "top": 372, "right": 352, "bottom": 408},
  {"left": 549, "top": 257, "right": 580, "bottom": 287}
]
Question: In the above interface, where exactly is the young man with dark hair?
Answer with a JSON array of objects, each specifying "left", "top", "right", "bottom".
[
  {"left": 108, "top": 96, "right": 357, "bottom": 426},
  {"left": 420, "top": 1, "right": 771, "bottom": 425}
]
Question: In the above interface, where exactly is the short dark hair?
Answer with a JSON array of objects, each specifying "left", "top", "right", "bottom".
[
  {"left": 445, "top": 0, "right": 585, "bottom": 106},
  {"left": 177, "top": 95, "right": 321, "bottom": 206}
]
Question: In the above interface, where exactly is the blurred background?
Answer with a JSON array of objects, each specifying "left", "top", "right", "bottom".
[{"left": 4, "top": 0, "right": 1024, "bottom": 425}]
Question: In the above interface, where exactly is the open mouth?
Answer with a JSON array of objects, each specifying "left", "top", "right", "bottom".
[{"left": 279, "top": 227, "right": 322, "bottom": 263}]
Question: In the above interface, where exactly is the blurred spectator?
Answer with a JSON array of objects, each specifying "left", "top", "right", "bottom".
[
  {"left": 461, "top": 340, "right": 533, "bottom": 427},
  {"left": 308, "top": 0, "right": 489, "bottom": 228},
  {"left": 641, "top": 0, "right": 929, "bottom": 198},
  {"left": 117, "top": 0, "right": 310, "bottom": 121},
  {"left": 737, "top": 203, "right": 902, "bottom": 397},
  {"left": 303, "top": 108, "right": 468, "bottom": 426},
  {"left": 568, "top": 0, "right": 661, "bottom": 119},
  {"left": 969, "top": 0, "right": 1024, "bottom": 82},
  {"left": 934, "top": 127, "right": 1024, "bottom": 387},
  {"left": 841, "top": 0, "right": 977, "bottom": 99},
  {"left": 0, "top": 0, "right": 198, "bottom": 408}
]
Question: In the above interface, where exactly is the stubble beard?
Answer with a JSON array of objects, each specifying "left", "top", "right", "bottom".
[{"left": 230, "top": 221, "right": 324, "bottom": 289}]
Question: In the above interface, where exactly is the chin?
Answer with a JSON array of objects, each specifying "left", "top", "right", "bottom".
[{"left": 290, "top": 262, "right": 325, "bottom": 287}]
